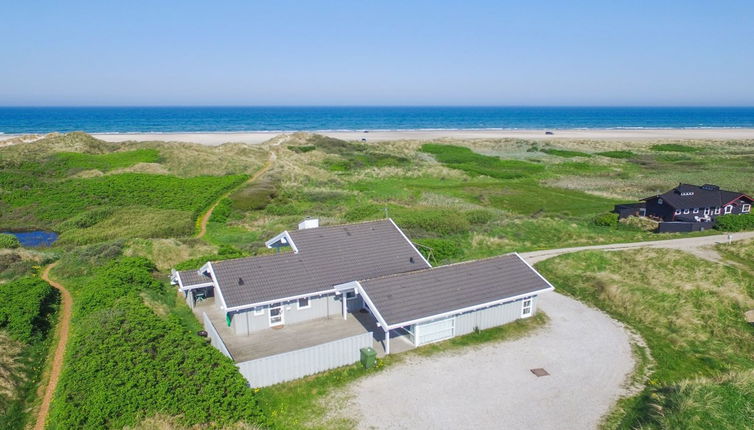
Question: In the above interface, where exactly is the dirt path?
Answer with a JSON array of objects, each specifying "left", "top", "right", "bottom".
[
  {"left": 34, "top": 262, "right": 72, "bottom": 430},
  {"left": 520, "top": 231, "right": 754, "bottom": 264},
  {"left": 195, "top": 150, "right": 276, "bottom": 239}
]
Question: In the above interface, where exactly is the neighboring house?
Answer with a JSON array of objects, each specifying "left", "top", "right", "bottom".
[
  {"left": 614, "top": 184, "right": 752, "bottom": 230},
  {"left": 171, "top": 218, "right": 554, "bottom": 387}
]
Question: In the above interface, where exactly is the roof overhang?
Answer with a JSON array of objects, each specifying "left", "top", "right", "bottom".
[
  {"left": 265, "top": 230, "right": 299, "bottom": 253},
  {"left": 223, "top": 287, "right": 338, "bottom": 313}
]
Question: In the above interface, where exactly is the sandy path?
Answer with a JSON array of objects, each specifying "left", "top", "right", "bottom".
[
  {"left": 520, "top": 231, "right": 754, "bottom": 264},
  {"left": 195, "top": 151, "right": 276, "bottom": 239},
  {"left": 34, "top": 262, "right": 72, "bottom": 430}
]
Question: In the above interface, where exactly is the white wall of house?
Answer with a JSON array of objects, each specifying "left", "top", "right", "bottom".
[{"left": 229, "top": 293, "right": 344, "bottom": 336}]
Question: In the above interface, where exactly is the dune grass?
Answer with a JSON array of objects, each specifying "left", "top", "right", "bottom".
[
  {"left": 536, "top": 249, "right": 754, "bottom": 429},
  {"left": 597, "top": 150, "right": 635, "bottom": 159},
  {"left": 541, "top": 148, "right": 592, "bottom": 158},
  {"left": 651, "top": 143, "right": 702, "bottom": 153}
]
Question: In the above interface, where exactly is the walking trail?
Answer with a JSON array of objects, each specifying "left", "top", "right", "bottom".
[
  {"left": 195, "top": 150, "right": 276, "bottom": 239},
  {"left": 34, "top": 262, "right": 72, "bottom": 430}
]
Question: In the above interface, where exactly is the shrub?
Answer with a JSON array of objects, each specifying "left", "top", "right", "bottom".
[
  {"left": 714, "top": 213, "right": 754, "bottom": 232},
  {"left": 414, "top": 238, "right": 464, "bottom": 262},
  {"left": 0, "top": 233, "right": 20, "bottom": 249},
  {"left": 287, "top": 145, "right": 316, "bottom": 153},
  {"left": 0, "top": 277, "right": 58, "bottom": 343},
  {"left": 57, "top": 207, "right": 114, "bottom": 231},
  {"left": 209, "top": 198, "right": 233, "bottom": 223},
  {"left": 394, "top": 208, "right": 471, "bottom": 235},
  {"left": 619, "top": 216, "right": 659, "bottom": 232},
  {"left": 230, "top": 176, "right": 278, "bottom": 212},
  {"left": 343, "top": 203, "right": 383, "bottom": 222},
  {"left": 465, "top": 209, "right": 496, "bottom": 225},
  {"left": 593, "top": 212, "right": 619, "bottom": 228}
]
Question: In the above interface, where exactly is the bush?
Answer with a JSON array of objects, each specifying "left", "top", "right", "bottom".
[
  {"left": 49, "top": 257, "right": 260, "bottom": 428},
  {"left": 0, "top": 277, "right": 58, "bottom": 343},
  {"left": 414, "top": 238, "right": 464, "bottom": 262},
  {"left": 209, "top": 198, "right": 233, "bottom": 223},
  {"left": 465, "top": 209, "right": 496, "bottom": 225},
  {"left": 287, "top": 145, "right": 316, "bottom": 153},
  {"left": 0, "top": 233, "right": 20, "bottom": 249},
  {"left": 714, "top": 213, "right": 754, "bottom": 232},
  {"left": 619, "top": 216, "right": 659, "bottom": 232},
  {"left": 57, "top": 207, "right": 114, "bottom": 231},
  {"left": 230, "top": 176, "right": 278, "bottom": 211},
  {"left": 593, "top": 212, "right": 619, "bottom": 228},
  {"left": 394, "top": 208, "right": 471, "bottom": 235},
  {"left": 343, "top": 203, "right": 383, "bottom": 222}
]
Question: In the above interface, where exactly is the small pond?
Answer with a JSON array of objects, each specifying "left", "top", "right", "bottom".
[{"left": 1, "top": 231, "right": 59, "bottom": 247}]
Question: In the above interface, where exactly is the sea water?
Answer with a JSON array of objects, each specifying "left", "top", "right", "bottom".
[{"left": 1, "top": 106, "right": 753, "bottom": 134}]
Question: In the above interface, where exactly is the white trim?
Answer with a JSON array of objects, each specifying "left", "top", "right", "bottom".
[
  {"left": 514, "top": 252, "right": 558, "bottom": 291},
  {"left": 206, "top": 262, "right": 228, "bottom": 310},
  {"left": 253, "top": 306, "right": 265, "bottom": 316},
  {"left": 297, "top": 297, "right": 311, "bottom": 309},
  {"left": 224, "top": 288, "right": 337, "bottom": 313},
  {"left": 386, "top": 288, "right": 552, "bottom": 330},
  {"left": 388, "top": 218, "right": 432, "bottom": 268},
  {"left": 264, "top": 230, "right": 299, "bottom": 254},
  {"left": 354, "top": 282, "right": 390, "bottom": 329},
  {"left": 725, "top": 205, "right": 733, "bottom": 214},
  {"left": 178, "top": 282, "right": 214, "bottom": 292},
  {"left": 743, "top": 204, "right": 751, "bottom": 213}
]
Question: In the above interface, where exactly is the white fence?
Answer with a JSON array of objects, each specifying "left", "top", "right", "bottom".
[
  {"left": 203, "top": 312, "right": 233, "bottom": 360},
  {"left": 237, "top": 331, "right": 373, "bottom": 387}
]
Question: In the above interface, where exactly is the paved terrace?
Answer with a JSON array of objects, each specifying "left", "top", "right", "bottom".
[{"left": 193, "top": 298, "right": 413, "bottom": 362}]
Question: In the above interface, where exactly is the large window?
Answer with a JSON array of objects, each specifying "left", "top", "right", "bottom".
[
  {"left": 521, "top": 298, "right": 533, "bottom": 318},
  {"left": 297, "top": 297, "right": 311, "bottom": 309}
]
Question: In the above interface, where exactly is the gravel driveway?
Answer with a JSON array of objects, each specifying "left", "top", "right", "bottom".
[{"left": 347, "top": 292, "right": 635, "bottom": 430}]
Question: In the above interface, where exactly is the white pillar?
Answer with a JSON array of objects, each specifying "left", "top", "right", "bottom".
[
  {"left": 384, "top": 327, "right": 391, "bottom": 354},
  {"left": 342, "top": 294, "right": 347, "bottom": 319}
]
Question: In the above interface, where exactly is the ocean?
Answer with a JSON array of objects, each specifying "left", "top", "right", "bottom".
[{"left": 0, "top": 106, "right": 753, "bottom": 134}]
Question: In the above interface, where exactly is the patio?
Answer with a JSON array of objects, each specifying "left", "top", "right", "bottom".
[{"left": 193, "top": 298, "right": 414, "bottom": 362}]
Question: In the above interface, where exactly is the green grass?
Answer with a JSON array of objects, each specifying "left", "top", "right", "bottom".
[
  {"left": 421, "top": 143, "right": 545, "bottom": 179},
  {"left": 45, "top": 149, "right": 161, "bottom": 175},
  {"left": 597, "top": 150, "right": 636, "bottom": 159},
  {"left": 651, "top": 143, "right": 702, "bottom": 153},
  {"left": 256, "top": 312, "right": 547, "bottom": 430},
  {"left": 541, "top": 148, "right": 592, "bottom": 158},
  {"left": 536, "top": 249, "right": 754, "bottom": 429}
]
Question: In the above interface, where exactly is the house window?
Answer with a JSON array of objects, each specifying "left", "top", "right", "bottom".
[
  {"left": 715, "top": 207, "right": 721, "bottom": 215},
  {"left": 743, "top": 204, "right": 751, "bottom": 213},
  {"left": 693, "top": 208, "right": 699, "bottom": 214},
  {"left": 725, "top": 205, "right": 733, "bottom": 214},
  {"left": 521, "top": 298, "right": 533, "bottom": 318},
  {"left": 658, "top": 198, "right": 664, "bottom": 205},
  {"left": 253, "top": 306, "right": 264, "bottom": 316},
  {"left": 674, "top": 209, "right": 681, "bottom": 215},
  {"left": 297, "top": 297, "right": 311, "bottom": 309},
  {"left": 345, "top": 291, "right": 357, "bottom": 300},
  {"left": 683, "top": 209, "right": 690, "bottom": 214},
  {"left": 269, "top": 303, "right": 284, "bottom": 327}
]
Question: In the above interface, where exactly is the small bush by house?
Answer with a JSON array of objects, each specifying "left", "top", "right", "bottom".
[{"left": 593, "top": 212, "right": 619, "bottom": 228}]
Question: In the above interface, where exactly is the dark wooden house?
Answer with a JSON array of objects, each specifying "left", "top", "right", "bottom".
[{"left": 638, "top": 183, "right": 752, "bottom": 222}]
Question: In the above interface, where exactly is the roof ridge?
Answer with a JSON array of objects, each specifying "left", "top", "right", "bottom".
[
  {"left": 289, "top": 217, "right": 391, "bottom": 234},
  {"left": 359, "top": 252, "right": 519, "bottom": 283}
]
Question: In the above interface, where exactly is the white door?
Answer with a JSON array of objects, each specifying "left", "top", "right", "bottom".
[
  {"left": 414, "top": 316, "right": 455, "bottom": 345},
  {"left": 269, "top": 303, "right": 284, "bottom": 327}
]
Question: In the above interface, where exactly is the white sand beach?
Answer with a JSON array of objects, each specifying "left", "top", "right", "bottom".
[{"left": 3, "top": 128, "right": 754, "bottom": 147}]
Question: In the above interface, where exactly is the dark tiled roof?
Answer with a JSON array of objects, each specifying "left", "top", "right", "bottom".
[
  {"left": 177, "top": 269, "right": 213, "bottom": 287},
  {"left": 212, "top": 220, "right": 429, "bottom": 308},
  {"left": 644, "top": 183, "right": 751, "bottom": 210},
  {"left": 360, "top": 253, "right": 553, "bottom": 327}
]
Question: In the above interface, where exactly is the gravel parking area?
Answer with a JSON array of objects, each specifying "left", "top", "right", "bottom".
[{"left": 347, "top": 292, "right": 635, "bottom": 430}]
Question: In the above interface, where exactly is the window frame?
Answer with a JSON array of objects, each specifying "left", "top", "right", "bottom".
[
  {"left": 725, "top": 205, "right": 733, "bottom": 214},
  {"left": 269, "top": 303, "right": 284, "bottom": 327},
  {"left": 521, "top": 298, "right": 533, "bottom": 318},
  {"left": 714, "top": 207, "right": 721, "bottom": 215},
  {"left": 692, "top": 208, "right": 699, "bottom": 214},
  {"left": 674, "top": 209, "right": 681, "bottom": 215},
  {"left": 345, "top": 291, "right": 357, "bottom": 301},
  {"left": 683, "top": 209, "right": 690, "bottom": 214},
  {"left": 297, "top": 297, "right": 311, "bottom": 310},
  {"left": 743, "top": 204, "right": 751, "bottom": 213},
  {"left": 253, "top": 306, "right": 265, "bottom": 316}
]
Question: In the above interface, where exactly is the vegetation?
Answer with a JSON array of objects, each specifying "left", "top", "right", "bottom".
[
  {"left": 714, "top": 213, "right": 754, "bottom": 232},
  {"left": 0, "top": 276, "right": 59, "bottom": 429},
  {"left": 49, "top": 257, "right": 261, "bottom": 429},
  {"left": 597, "top": 150, "right": 635, "bottom": 159},
  {"left": 421, "top": 143, "right": 545, "bottom": 179},
  {"left": 536, "top": 249, "right": 754, "bottom": 429},
  {"left": 650, "top": 143, "right": 701, "bottom": 153},
  {"left": 593, "top": 212, "right": 619, "bottom": 227},
  {"left": 541, "top": 148, "right": 592, "bottom": 158},
  {"left": 0, "top": 233, "right": 20, "bottom": 249}
]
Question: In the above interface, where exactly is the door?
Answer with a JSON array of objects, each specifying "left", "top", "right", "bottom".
[
  {"left": 414, "top": 316, "right": 455, "bottom": 346},
  {"left": 269, "top": 303, "right": 284, "bottom": 327}
]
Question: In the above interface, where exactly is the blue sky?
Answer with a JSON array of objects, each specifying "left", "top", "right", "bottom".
[{"left": 1, "top": 1, "right": 753, "bottom": 106}]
